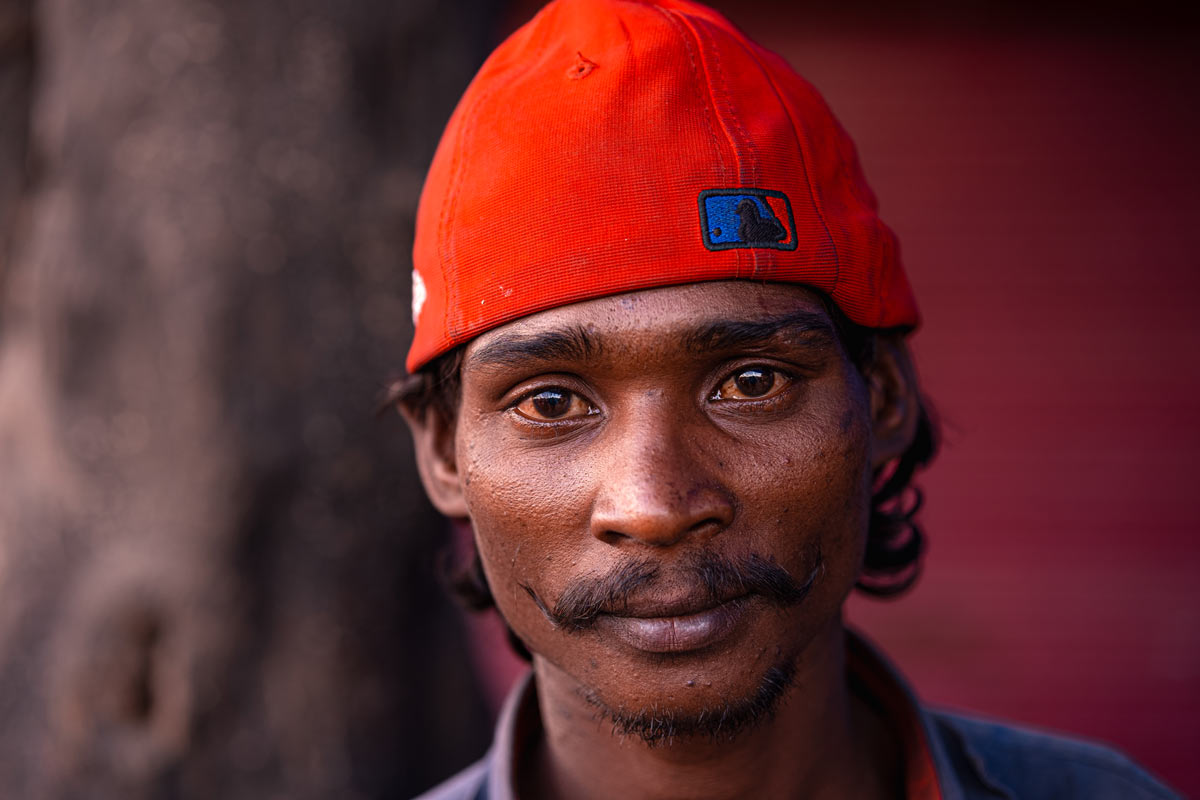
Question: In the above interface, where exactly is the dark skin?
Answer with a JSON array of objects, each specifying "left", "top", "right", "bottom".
[{"left": 405, "top": 281, "right": 921, "bottom": 800}]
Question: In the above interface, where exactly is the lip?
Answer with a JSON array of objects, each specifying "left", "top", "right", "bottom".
[{"left": 596, "top": 595, "right": 751, "bottom": 654}]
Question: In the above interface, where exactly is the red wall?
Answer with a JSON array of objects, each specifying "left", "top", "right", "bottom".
[
  {"left": 737, "top": 10, "right": 1199, "bottom": 794},
  {"left": 476, "top": 3, "right": 1200, "bottom": 794}
]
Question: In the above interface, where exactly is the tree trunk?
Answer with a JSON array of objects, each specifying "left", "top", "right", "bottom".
[{"left": 0, "top": 0, "right": 497, "bottom": 797}]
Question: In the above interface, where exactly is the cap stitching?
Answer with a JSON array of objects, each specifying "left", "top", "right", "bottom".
[
  {"left": 688, "top": 17, "right": 758, "bottom": 188},
  {"left": 657, "top": 6, "right": 744, "bottom": 275},
  {"left": 654, "top": 7, "right": 729, "bottom": 184},
  {"left": 738, "top": 46, "right": 842, "bottom": 294},
  {"left": 689, "top": 16, "right": 764, "bottom": 275}
]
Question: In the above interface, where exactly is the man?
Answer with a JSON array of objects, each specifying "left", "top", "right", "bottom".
[{"left": 396, "top": 0, "right": 1178, "bottom": 797}]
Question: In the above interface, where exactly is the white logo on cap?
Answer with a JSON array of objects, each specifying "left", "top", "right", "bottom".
[{"left": 411, "top": 269, "right": 427, "bottom": 324}]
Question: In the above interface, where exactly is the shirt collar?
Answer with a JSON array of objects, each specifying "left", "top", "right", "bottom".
[{"left": 845, "top": 628, "right": 959, "bottom": 800}]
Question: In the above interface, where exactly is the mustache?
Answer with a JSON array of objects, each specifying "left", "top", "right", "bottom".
[{"left": 524, "top": 550, "right": 822, "bottom": 632}]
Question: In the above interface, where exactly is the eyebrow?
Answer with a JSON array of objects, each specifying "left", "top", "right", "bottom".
[
  {"left": 466, "top": 308, "right": 836, "bottom": 371},
  {"left": 468, "top": 324, "right": 602, "bottom": 368},
  {"left": 682, "top": 309, "right": 837, "bottom": 353}
]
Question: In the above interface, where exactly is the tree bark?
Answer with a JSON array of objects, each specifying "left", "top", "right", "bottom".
[
  {"left": 0, "top": 0, "right": 32, "bottom": 286},
  {"left": 0, "top": 0, "right": 497, "bottom": 797}
]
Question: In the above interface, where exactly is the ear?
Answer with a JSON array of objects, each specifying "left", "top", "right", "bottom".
[
  {"left": 864, "top": 334, "right": 920, "bottom": 471},
  {"left": 397, "top": 402, "right": 470, "bottom": 519}
]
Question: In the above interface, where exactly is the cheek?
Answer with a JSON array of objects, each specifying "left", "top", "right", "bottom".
[
  {"left": 750, "top": 398, "right": 873, "bottom": 589},
  {"left": 811, "top": 405, "right": 874, "bottom": 579},
  {"left": 457, "top": 428, "right": 592, "bottom": 625}
]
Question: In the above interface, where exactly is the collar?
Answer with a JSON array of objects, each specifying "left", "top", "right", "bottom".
[{"left": 845, "top": 629, "right": 952, "bottom": 800}]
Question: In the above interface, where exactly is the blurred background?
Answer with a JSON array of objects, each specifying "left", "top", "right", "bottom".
[{"left": 0, "top": 0, "right": 1195, "bottom": 797}]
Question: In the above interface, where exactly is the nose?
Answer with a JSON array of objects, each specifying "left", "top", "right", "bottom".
[{"left": 589, "top": 417, "right": 735, "bottom": 548}]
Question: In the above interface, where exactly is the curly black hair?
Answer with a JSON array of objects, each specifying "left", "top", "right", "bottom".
[{"left": 388, "top": 292, "right": 938, "bottom": 618}]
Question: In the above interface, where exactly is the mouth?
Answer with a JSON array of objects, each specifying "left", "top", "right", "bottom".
[
  {"left": 525, "top": 551, "right": 824, "bottom": 652},
  {"left": 594, "top": 594, "right": 753, "bottom": 654}
]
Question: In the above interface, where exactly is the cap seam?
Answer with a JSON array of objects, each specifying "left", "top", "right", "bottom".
[
  {"left": 737, "top": 45, "right": 842, "bottom": 294},
  {"left": 681, "top": 13, "right": 753, "bottom": 188},
  {"left": 687, "top": 14, "right": 764, "bottom": 276},
  {"left": 657, "top": 6, "right": 746, "bottom": 276},
  {"left": 654, "top": 6, "right": 727, "bottom": 186}
]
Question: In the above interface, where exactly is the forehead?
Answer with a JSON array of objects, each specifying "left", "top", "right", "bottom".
[{"left": 462, "top": 281, "right": 837, "bottom": 368}]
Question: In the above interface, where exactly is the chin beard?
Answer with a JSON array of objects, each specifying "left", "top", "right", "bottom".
[{"left": 577, "top": 659, "right": 798, "bottom": 747}]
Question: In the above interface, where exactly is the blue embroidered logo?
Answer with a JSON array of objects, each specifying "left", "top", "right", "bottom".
[{"left": 699, "top": 188, "right": 797, "bottom": 251}]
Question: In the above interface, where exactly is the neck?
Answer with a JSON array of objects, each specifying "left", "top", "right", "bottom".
[{"left": 524, "top": 623, "right": 899, "bottom": 800}]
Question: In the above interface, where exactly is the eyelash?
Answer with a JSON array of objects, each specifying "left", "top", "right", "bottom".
[
  {"left": 510, "top": 386, "right": 598, "bottom": 423},
  {"left": 506, "top": 364, "right": 796, "bottom": 425},
  {"left": 710, "top": 365, "right": 793, "bottom": 403}
]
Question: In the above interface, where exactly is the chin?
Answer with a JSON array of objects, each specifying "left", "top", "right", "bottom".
[
  {"left": 570, "top": 654, "right": 799, "bottom": 747},
  {"left": 530, "top": 600, "right": 823, "bottom": 747}
]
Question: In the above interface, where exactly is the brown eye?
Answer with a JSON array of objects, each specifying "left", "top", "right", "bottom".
[
  {"left": 514, "top": 388, "right": 595, "bottom": 421},
  {"left": 714, "top": 367, "right": 788, "bottom": 401}
]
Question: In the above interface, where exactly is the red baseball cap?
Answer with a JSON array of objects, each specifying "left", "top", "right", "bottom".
[{"left": 407, "top": 0, "right": 919, "bottom": 372}]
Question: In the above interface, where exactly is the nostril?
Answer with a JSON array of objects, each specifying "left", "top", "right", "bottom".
[
  {"left": 595, "top": 528, "right": 627, "bottom": 546},
  {"left": 591, "top": 486, "right": 734, "bottom": 547},
  {"left": 690, "top": 516, "right": 728, "bottom": 535}
]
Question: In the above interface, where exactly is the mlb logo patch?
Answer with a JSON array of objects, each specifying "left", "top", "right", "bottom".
[{"left": 699, "top": 188, "right": 798, "bottom": 251}]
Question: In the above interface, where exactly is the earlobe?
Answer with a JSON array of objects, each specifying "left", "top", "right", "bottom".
[
  {"left": 398, "top": 403, "right": 470, "bottom": 519},
  {"left": 867, "top": 335, "right": 920, "bottom": 471}
]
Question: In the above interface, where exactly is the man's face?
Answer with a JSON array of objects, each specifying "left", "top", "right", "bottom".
[{"left": 452, "top": 281, "right": 876, "bottom": 737}]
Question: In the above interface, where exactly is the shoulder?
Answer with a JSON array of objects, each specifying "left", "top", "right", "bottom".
[
  {"left": 927, "top": 708, "right": 1181, "bottom": 800},
  {"left": 411, "top": 756, "right": 489, "bottom": 800}
]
